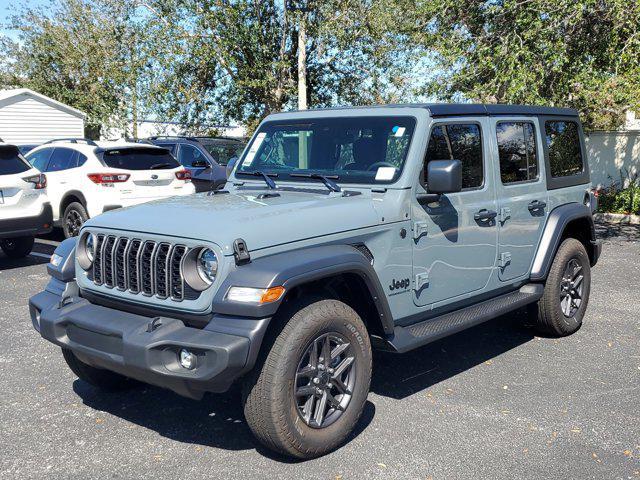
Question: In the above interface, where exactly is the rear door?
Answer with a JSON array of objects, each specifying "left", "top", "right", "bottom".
[
  {"left": 412, "top": 118, "right": 499, "bottom": 308},
  {"left": 42, "top": 147, "right": 80, "bottom": 220},
  {"left": 491, "top": 117, "right": 549, "bottom": 281}
]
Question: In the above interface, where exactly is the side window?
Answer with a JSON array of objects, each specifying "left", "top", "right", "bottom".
[
  {"left": 496, "top": 122, "right": 538, "bottom": 184},
  {"left": 425, "top": 123, "right": 483, "bottom": 189},
  {"left": 45, "top": 148, "right": 78, "bottom": 172},
  {"left": 545, "top": 121, "right": 583, "bottom": 177},
  {"left": 26, "top": 148, "right": 53, "bottom": 172},
  {"left": 161, "top": 143, "right": 177, "bottom": 155},
  {"left": 77, "top": 152, "right": 88, "bottom": 167},
  {"left": 178, "top": 144, "right": 207, "bottom": 167}
]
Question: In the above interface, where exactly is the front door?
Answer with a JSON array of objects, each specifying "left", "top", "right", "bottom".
[
  {"left": 412, "top": 118, "right": 498, "bottom": 308},
  {"left": 491, "top": 118, "right": 549, "bottom": 281}
]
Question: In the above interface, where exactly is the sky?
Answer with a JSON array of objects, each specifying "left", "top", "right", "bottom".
[{"left": 0, "top": 0, "right": 45, "bottom": 40}]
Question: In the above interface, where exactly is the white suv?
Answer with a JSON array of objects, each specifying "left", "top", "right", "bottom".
[
  {"left": 0, "top": 144, "right": 52, "bottom": 258},
  {"left": 25, "top": 139, "right": 195, "bottom": 238}
]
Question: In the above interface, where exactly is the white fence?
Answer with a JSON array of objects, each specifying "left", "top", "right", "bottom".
[{"left": 585, "top": 131, "right": 640, "bottom": 188}]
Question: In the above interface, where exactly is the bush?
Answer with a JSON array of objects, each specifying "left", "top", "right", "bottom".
[{"left": 595, "top": 169, "right": 640, "bottom": 215}]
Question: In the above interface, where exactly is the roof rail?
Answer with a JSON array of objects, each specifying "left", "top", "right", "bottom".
[
  {"left": 147, "top": 135, "right": 198, "bottom": 141},
  {"left": 42, "top": 138, "right": 98, "bottom": 146}
]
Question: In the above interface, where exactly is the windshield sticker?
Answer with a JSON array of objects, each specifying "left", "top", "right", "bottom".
[
  {"left": 244, "top": 132, "right": 267, "bottom": 165},
  {"left": 392, "top": 126, "right": 406, "bottom": 137},
  {"left": 375, "top": 166, "right": 397, "bottom": 181}
]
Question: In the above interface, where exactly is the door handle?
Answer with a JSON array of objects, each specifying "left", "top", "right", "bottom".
[
  {"left": 528, "top": 200, "right": 547, "bottom": 211},
  {"left": 474, "top": 209, "right": 498, "bottom": 221}
]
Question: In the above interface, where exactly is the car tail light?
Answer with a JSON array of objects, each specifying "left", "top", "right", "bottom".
[
  {"left": 22, "top": 173, "right": 47, "bottom": 189},
  {"left": 175, "top": 169, "right": 192, "bottom": 181},
  {"left": 87, "top": 173, "right": 130, "bottom": 184}
]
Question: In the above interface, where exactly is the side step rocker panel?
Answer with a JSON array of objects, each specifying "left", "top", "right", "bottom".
[{"left": 382, "top": 284, "right": 544, "bottom": 353}]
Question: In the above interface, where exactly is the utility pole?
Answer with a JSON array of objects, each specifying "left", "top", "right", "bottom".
[{"left": 286, "top": 0, "right": 310, "bottom": 110}]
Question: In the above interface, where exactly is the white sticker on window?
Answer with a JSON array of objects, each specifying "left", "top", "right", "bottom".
[
  {"left": 375, "top": 166, "right": 397, "bottom": 181},
  {"left": 243, "top": 132, "right": 267, "bottom": 165},
  {"left": 393, "top": 126, "right": 406, "bottom": 137}
]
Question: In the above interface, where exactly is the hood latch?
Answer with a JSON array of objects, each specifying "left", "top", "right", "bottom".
[{"left": 233, "top": 238, "right": 251, "bottom": 265}]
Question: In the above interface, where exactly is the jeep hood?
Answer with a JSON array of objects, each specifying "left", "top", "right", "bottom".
[{"left": 85, "top": 188, "right": 381, "bottom": 254}]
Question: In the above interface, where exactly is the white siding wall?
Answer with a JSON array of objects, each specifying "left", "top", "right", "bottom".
[
  {"left": 0, "top": 95, "right": 84, "bottom": 143},
  {"left": 585, "top": 131, "right": 640, "bottom": 188}
]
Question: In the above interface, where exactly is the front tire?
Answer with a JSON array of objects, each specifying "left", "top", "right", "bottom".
[
  {"left": 242, "top": 298, "right": 372, "bottom": 459},
  {"left": 62, "top": 348, "right": 135, "bottom": 391},
  {"left": 62, "top": 202, "right": 89, "bottom": 239},
  {"left": 0, "top": 236, "right": 34, "bottom": 258},
  {"left": 533, "top": 238, "right": 591, "bottom": 336}
]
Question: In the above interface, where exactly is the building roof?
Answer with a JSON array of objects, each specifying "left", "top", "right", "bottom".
[{"left": 0, "top": 88, "right": 86, "bottom": 119}]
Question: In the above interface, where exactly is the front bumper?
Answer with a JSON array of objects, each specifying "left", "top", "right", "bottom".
[
  {"left": 0, "top": 203, "right": 53, "bottom": 239},
  {"left": 29, "top": 289, "right": 269, "bottom": 399}
]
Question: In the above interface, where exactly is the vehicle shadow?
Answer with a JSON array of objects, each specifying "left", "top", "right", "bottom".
[
  {"left": 371, "top": 309, "right": 535, "bottom": 399},
  {"left": 73, "top": 379, "right": 375, "bottom": 461},
  {"left": 0, "top": 252, "right": 49, "bottom": 271}
]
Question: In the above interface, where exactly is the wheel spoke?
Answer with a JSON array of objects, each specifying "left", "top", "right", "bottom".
[
  {"left": 313, "top": 391, "right": 328, "bottom": 426},
  {"left": 296, "top": 365, "right": 317, "bottom": 379},
  {"left": 330, "top": 341, "right": 350, "bottom": 360},
  {"left": 563, "top": 297, "right": 572, "bottom": 316},
  {"left": 296, "top": 384, "right": 317, "bottom": 397},
  {"left": 332, "top": 377, "right": 351, "bottom": 395},
  {"left": 309, "top": 339, "right": 319, "bottom": 369},
  {"left": 572, "top": 275, "right": 583, "bottom": 289},
  {"left": 571, "top": 264, "right": 582, "bottom": 280},
  {"left": 321, "top": 336, "right": 331, "bottom": 366},
  {"left": 302, "top": 394, "right": 315, "bottom": 423},
  {"left": 325, "top": 391, "right": 344, "bottom": 411},
  {"left": 332, "top": 356, "right": 354, "bottom": 379}
]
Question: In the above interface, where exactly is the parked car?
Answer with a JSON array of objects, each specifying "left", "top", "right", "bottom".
[
  {"left": 146, "top": 136, "right": 246, "bottom": 192},
  {"left": 30, "top": 104, "right": 601, "bottom": 459},
  {"left": 0, "top": 143, "right": 52, "bottom": 258},
  {"left": 24, "top": 138, "right": 195, "bottom": 238}
]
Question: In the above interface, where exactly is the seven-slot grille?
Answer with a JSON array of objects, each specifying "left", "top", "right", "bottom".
[{"left": 92, "top": 234, "right": 188, "bottom": 301}]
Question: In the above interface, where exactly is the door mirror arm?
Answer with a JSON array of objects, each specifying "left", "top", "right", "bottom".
[{"left": 416, "top": 192, "right": 442, "bottom": 204}]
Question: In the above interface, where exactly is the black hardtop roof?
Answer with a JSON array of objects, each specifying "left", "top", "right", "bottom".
[{"left": 284, "top": 103, "right": 579, "bottom": 118}]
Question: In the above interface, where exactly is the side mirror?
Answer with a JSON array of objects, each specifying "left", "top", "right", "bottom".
[
  {"left": 225, "top": 156, "right": 238, "bottom": 178},
  {"left": 418, "top": 159, "right": 462, "bottom": 203},
  {"left": 191, "top": 159, "right": 208, "bottom": 168}
]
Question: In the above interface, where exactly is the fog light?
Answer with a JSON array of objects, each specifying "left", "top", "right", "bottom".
[{"left": 179, "top": 349, "right": 197, "bottom": 370}]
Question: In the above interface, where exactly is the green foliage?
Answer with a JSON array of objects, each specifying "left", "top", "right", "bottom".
[
  {"left": 596, "top": 169, "right": 640, "bottom": 215},
  {"left": 409, "top": 0, "right": 640, "bottom": 131}
]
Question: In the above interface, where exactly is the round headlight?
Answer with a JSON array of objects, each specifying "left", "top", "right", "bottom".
[
  {"left": 77, "top": 232, "right": 95, "bottom": 270},
  {"left": 197, "top": 248, "right": 218, "bottom": 284}
]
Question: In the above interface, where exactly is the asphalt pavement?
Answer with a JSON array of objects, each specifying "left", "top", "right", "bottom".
[{"left": 0, "top": 226, "right": 638, "bottom": 479}]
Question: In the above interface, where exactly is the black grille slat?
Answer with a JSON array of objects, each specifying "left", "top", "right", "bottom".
[
  {"left": 89, "top": 233, "right": 195, "bottom": 302},
  {"left": 93, "top": 234, "right": 105, "bottom": 284},
  {"left": 127, "top": 240, "right": 142, "bottom": 294},
  {"left": 140, "top": 241, "right": 157, "bottom": 296},
  {"left": 103, "top": 236, "right": 116, "bottom": 288},
  {"left": 170, "top": 246, "right": 187, "bottom": 300},
  {"left": 114, "top": 238, "right": 129, "bottom": 290},
  {"left": 154, "top": 243, "right": 171, "bottom": 298}
]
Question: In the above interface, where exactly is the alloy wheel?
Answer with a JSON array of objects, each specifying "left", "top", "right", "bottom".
[
  {"left": 65, "top": 210, "right": 83, "bottom": 237},
  {"left": 560, "top": 258, "right": 584, "bottom": 318},
  {"left": 294, "top": 332, "right": 356, "bottom": 429}
]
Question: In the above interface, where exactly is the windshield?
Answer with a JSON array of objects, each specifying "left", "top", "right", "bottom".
[
  {"left": 0, "top": 146, "right": 31, "bottom": 175},
  {"left": 203, "top": 142, "right": 245, "bottom": 166},
  {"left": 236, "top": 116, "right": 416, "bottom": 184},
  {"left": 100, "top": 147, "right": 180, "bottom": 170}
]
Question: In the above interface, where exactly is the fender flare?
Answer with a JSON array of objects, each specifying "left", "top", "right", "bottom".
[
  {"left": 211, "top": 244, "right": 395, "bottom": 335},
  {"left": 530, "top": 203, "right": 596, "bottom": 281}
]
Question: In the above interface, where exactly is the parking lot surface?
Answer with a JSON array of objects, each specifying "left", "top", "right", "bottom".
[{"left": 1, "top": 227, "right": 638, "bottom": 479}]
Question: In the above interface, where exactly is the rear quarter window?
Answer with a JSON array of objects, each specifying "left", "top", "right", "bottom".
[
  {"left": 101, "top": 148, "right": 180, "bottom": 171},
  {"left": 545, "top": 121, "right": 584, "bottom": 177},
  {"left": 0, "top": 146, "right": 31, "bottom": 175}
]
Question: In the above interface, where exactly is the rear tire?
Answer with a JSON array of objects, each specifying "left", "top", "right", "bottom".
[
  {"left": 62, "top": 202, "right": 88, "bottom": 239},
  {"left": 242, "top": 298, "right": 372, "bottom": 459},
  {"left": 0, "top": 236, "right": 34, "bottom": 258},
  {"left": 533, "top": 238, "right": 591, "bottom": 336},
  {"left": 62, "top": 348, "right": 135, "bottom": 391}
]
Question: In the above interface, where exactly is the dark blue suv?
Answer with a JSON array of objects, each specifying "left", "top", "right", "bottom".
[{"left": 146, "top": 136, "right": 246, "bottom": 192}]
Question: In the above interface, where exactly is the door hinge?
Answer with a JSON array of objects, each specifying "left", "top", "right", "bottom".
[
  {"left": 499, "top": 252, "right": 512, "bottom": 269},
  {"left": 499, "top": 207, "right": 511, "bottom": 223},
  {"left": 413, "top": 221, "right": 428, "bottom": 240},
  {"left": 414, "top": 272, "right": 429, "bottom": 291}
]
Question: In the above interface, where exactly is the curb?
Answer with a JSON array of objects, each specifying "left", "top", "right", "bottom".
[{"left": 594, "top": 212, "right": 640, "bottom": 225}]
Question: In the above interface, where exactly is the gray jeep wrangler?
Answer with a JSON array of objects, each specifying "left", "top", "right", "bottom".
[{"left": 29, "top": 104, "right": 601, "bottom": 458}]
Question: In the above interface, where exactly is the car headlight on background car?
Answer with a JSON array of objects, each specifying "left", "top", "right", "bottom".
[
  {"left": 182, "top": 247, "right": 219, "bottom": 292},
  {"left": 77, "top": 232, "right": 96, "bottom": 270}
]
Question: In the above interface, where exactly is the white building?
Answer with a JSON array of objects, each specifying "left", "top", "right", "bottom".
[{"left": 0, "top": 88, "right": 86, "bottom": 144}]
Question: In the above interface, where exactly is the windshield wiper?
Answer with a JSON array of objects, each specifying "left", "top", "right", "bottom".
[
  {"left": 289, "top": 173, "right": 341, "bottom": 192},
  {"left": 149, "top": 162, "right": 172, "bottom": 170},
  {"left": 236, "top": 170, "right": 278, "bottom": 189}
]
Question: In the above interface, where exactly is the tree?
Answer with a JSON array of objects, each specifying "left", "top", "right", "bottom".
[{"left": 409, "top": 0, "right": 640, "bottom": 130}]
